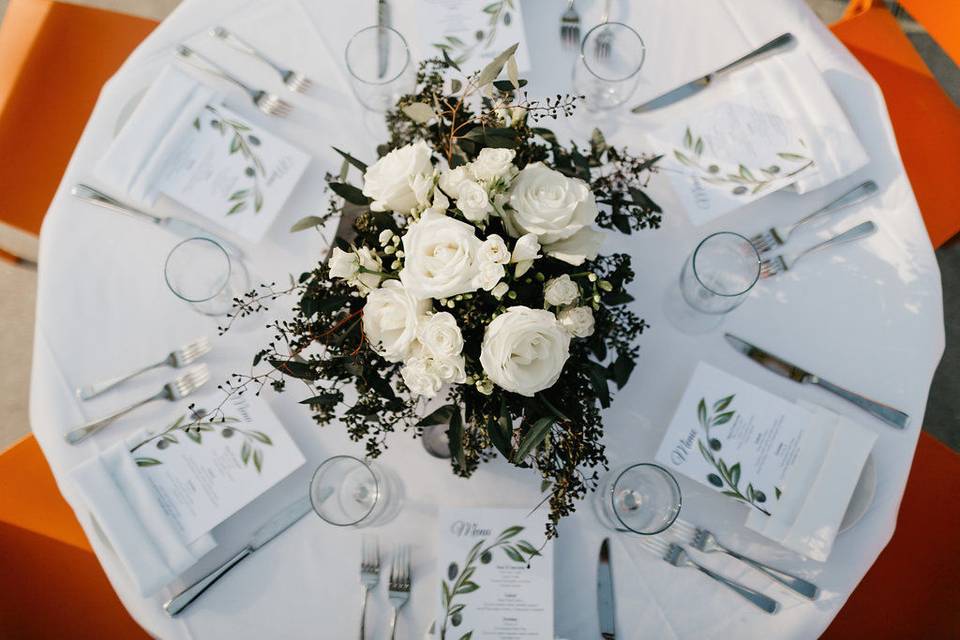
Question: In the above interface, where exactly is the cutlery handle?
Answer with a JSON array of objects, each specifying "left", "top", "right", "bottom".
[
  {"left": 65, "top": 391, "right": 164, "bottom": 445},
  {"left": 210, "top": 27, "right": 281, "bottom": 73},
  {"left": 787, "top": 181, "right": 880, "bottom": 240},
  {"left": 72, "top": 184, "right": 162, "bottom": 224},
  {"left": 716, "top": 33, "right": 795, "bottom": 77},
  {"left": 691, "top": 562, "right": 780, "bottom": 613},
  {"left": 359, "top": 585, "right": 369, "bottom": 640},
  {"left": 77, "top": 360, "right": 166, "bottom": 401},
  {"left": 723, "top": 549, "right": 819, "bottom": 600},
  {"left": 388, "top": 606, "right": 398, "bottom": 640},
  {"left": 176, "top": 45, "right": 256, "bottom": 97},
  {"left": 792, "top": 221, "right": 877, "bottom": 266},
  {"left": 813, "top": 377, "right": 910, "bottom": 429},
  {"left": 164, "top": 547, "right": 253, "bottom": 616}
]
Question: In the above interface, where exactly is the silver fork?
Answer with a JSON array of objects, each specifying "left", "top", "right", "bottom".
[
  {"left": 749, "top": 180, "right": 880, "bottom": 254},
  {"left": 209, "top": 26, "right": 312, "bottom": 93},
  {"left": 637, "top": 536, "right": 779, "bottom": 613},
  {"left": 594, "top": 0, "right": 614, "bottom": 59},
  {"left": 76, "top": 337, "right": 211, "bottom": 401},
  {"left": 65, "top": 364, "right": 210, "bottom": 445},
  {"left": 387, "top": 545, "right": 411, "bottom": 640},
  {"left": 359, "top": 535, "right": 380, "bottom": 640},
  {"left": 760, "top": 220, "right": 877, "bottom": 278},
  {"left": 176, "top": 45, "right": 292, "bottom": 117},
  {"left": 560, "top": 0, "right": 580, "bottom": 50},
  {"left": 691, "top": 528, "right": 819, "bottom": 600}
]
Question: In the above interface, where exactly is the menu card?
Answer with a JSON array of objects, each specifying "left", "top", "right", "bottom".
[
  {"left": 156, "top": 103, "right": 310, "bottom": 242},
  {"left": 130, "top": 393, "right": 305, "bottom": 543},
  {"left": 654, "top": 362, "right": 816, "bottom": 519},
  {"left": 415, "top": 0, "right": 531, "bottom": 72},
  {"left": 437, "top": 507, "right": 553, "bottom": 640}
]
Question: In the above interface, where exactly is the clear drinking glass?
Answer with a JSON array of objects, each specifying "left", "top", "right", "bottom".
[
  {"left": 594, "top": 463, "right": 682, "bottom": 535},
  {"left": 310, "top": 455, "right": 401, "bottom": 527},
  {"left": 164, "top": 237, "right": 249, "bottom": 316},
  {"left": 573, "top": 22, "right": 646, "bottom": 111},
  {"left": 680, "top": 232, "right": 761, "bottom": 315},
  {"left": 344, "top": 25, "right": 415, "bottom": 112}
]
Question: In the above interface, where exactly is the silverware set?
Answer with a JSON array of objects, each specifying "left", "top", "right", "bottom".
[
  {"left": 176, "top": 45, "right": 292, "bottom": 118},
  {"left": 759, "top": 220, "right": 877, "bottom": 278},
  {"left": 359, "top": 536, "right": 411, "bottom": 640},
  {"left": 77, "top": 337, "right": 210, "bottom": 400}
]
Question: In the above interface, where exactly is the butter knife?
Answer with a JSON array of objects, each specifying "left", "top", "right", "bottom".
[
  {"left": 631, "top": 33, "right": 795, "bottom": 113},
  {"left": 377, "top": 0, "right": 390, "bottom": 78},
  {"left": 163, "top": 495, "right": 311, "bottom": 616},
  {"left": 725, "top": 333, "right": 911, "bottom": 429},
  {"left": 598, "top": 538, "right": 616, "bottom": 640},
  {"left": 72, "top": 184, "right": 243, "bottom": 258}
]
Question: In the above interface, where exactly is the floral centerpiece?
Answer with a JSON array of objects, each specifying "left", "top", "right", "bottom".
[{"left": 222, "top": 45, "right": 663, "bottom": 536}]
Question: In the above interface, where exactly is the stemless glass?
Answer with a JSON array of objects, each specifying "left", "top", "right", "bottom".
[
  {"left": 594, "top": 463, "right": 682, "bottom": 535},
  {"left": 344, "top": 26, "right": 415, "bottom": 112},
  {"left": 573, "top": 22, "right": 646, "bottom": 111},
  {"left": 164, "top": 237, "right": 249, "bottom": 316},
  {"left": 310, "top": 455, "right": 401, "bottom": 527},
  {"left": 680, "top": 232, "right": 761, "bottom": 315}
]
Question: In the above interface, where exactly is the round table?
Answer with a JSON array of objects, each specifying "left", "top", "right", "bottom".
[{"left": 30, "top": 0, "right": 944, "bottom": 638}]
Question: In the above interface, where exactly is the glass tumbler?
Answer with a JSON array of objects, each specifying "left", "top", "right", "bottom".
[
  {"left": 680, "top": 232, "right": 761, "bottom": 315},
  {"left": 573, "top": 22, "right": 646, "bottom": 111},
  {"left": 164, "top": 237, "right": 249, "bottom": 316},
  {"left": 594, "top": 463, "right": 682, "bottom": 535},
  {"left": 310, "top": 455, "right": 401, "bottom": 527},
  {"left": 344, "top": 25, "right": 415, "bottom": 112}
]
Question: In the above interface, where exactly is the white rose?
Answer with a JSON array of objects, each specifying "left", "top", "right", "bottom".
[
  {"left": 472, "top": 261, "right": 505, "bottom": 291},
  {"left": 328, "top": 246, "right": 382, "bottom": 293},
  {"left": 400, "top": 356, "right": 444, "bottom": 397},
  {"left": 505, "top": 162, "right": 598, "bottom": 244},
  {"left": 438, "top": 165, "right": 472, "bottom": 199},
  {"left": 399, "top": 210, "right": 482, "bottom": 299},
  {"left": 479, "top": 234, "right": 510, "bottom": 265},
  {"left": 417, "top": 312, "right": 464, "bottom": 359},
  {"left": 470, "top": 148, "right": 517, "bottom": 182},
  {"left": 543, "top": 274, "right": 579, "bottom": 307},
  {"left": 543, "top": 227, "right": 604, "bottom": 266},
  {"left": 456, "top": 181, "right": 492, "bottom": 223},
  {"left": 362, "top": 140, "right": 433, "bottom": 214},
  {"left": 411, "top": 171, "right": 436, "bottom": 208},
  {"left": 362, "top": 280, "right": 430, "bottom": 362},
  {"left": 480, "top": 306, "right": 571, "bottom": 396},
  {"left": 558, "top": 306, "right": 595, "bottom": 337},
  {"left": 328, "top": 246, "right": 357, "bottom": 280}
]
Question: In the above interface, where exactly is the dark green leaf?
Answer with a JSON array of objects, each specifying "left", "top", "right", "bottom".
[
  {"left": 241, "top": 441, "right": 251, "bottom": 464},
  {"left": 602, "top": 291, "right": 634, "bottom": 306},
  {"left": 227, "top": 201, "right": 246, "bottom": 215},
  {"left": 135, "top": 457, "right": 162, "bottom": 467},
  {"left": 448, "top": 408, "right": 464, "bottom": 470},
  {"left": 417, "top": 404, "right": 456, "bottom": 427},
  {"left": 456, "top": 581, "right": 479, "bottom": 594},
  {"left": 516, "top": 540, "right": 541, "bottom": 556},
  {"left": 503, "top": 546, "right": 524, "bottom": 563},
  {"left": 628, "top": 187, "right": 662, "bottom": 213},
  {"left": 493, "top": 78, "right": 528, "bottom": 91},
  {"left": 713, "top": 395, "right": 735, "bottom": 412},
  {"left": 609, "top": 352, "right": 635, "bottom": 389},
  {"left": 697, "top": 399, "right": 707, "bottom": 427},
  {"left": 328, "top": 182, "right": 370, "bottom": 205},
  {"left": 610, "top": 212, "right": 632, "bottom": 235},
  {"left": 253, "top": 449, "right": 263, "bottom": 472},
  {"left": 729, "top": 462, "right": 741, "bottom": 487},
  {"left": 249, "top": 431, "right": 272, "bottom": 445},
  {"left": 497, "top": 525, "right": 524, "bottom": 541},
  {"left": 513, "top": 417, "right": 554, "bottom": 463},
  {"left": 269, "top": 358, "right": 320, "bottom": 381},
  {"left": 711, "top": 411, "right": 735, "bottom": 426},
  {"left": 332, "top": 146, "right": 368, "bottom": 172}
]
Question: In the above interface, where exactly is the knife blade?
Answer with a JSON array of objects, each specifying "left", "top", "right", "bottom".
[
  {"left": 377, "top": 0, "right": 390, "bottom": 79},
  {"left": 724, "top": 333, "right": 911, "bottom": 429},
  {"left": 597, "top": 538, "right": 616, "bottom": 640},
  {"left": 163, "top": 495, "right": 312, "bottom": 616},
  {"left": 631, "top": 33, "right": 795, "bottom": 113}
]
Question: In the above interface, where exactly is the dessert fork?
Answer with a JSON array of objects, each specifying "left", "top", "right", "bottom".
[
  {"left": 359, "top": 535, "right": 380, "bottom": 640},
  {"left": 594, "top": 0, "right": 614, "bottom": 59},
  {"left": 176, "top": 45, "right": 292, "bottom": 117},
  {"left": 387, "top": 545, "right": 411, "bottom": 640},
  {"left": 76, "top": 337, "right": 211, "bottom": 400},
  {"left": 65, "top": 365, "right": 210, "bottom": 445},
  {"left": 749, "top": 180, "right": 879, "bottom": 254},
  {"left": 760, "top": 221, "right": 877, "bottom": 278},
  {"left": 209, "top": 26, "right": 312, "bottom": 93},
  {"left": 560, "top": 0, "right": 580, "bottom": 50}
]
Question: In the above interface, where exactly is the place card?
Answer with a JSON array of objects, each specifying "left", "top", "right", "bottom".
[
  {"left": 129, "top": 393, "right": 305, "bottom": 543},
  {"left": 437, "top": 507, "right": 553, "bottom": 640},
  {"left": 415, "top": 0, "right": 531, "bottom": 72}
]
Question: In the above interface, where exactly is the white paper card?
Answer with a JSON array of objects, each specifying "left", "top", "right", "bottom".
[
  {"left": 415, "top": 0, "right": 530, "bottom": 72},
  {"left": 437, "top": 507, "right": 553, "bottom": 640},
  {"left": 131, "top": 393, "right": 305, "bottom": 543},
  {"left": 156, "top": 104, "right": 310, "bottom": 242},
  {"left": 655, "top": 362, "right": 814, "bottom": 519}
]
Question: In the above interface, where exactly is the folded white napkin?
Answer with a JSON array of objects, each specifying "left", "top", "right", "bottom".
[
  {"left": 745, "top": 402, "right": 876, "bottom": 561},
  {"left": 69, "top": 433, "right": 216, "bottom": 596},
  {"left": 95, "top": 65, "right": 217, "bottom": 204}
]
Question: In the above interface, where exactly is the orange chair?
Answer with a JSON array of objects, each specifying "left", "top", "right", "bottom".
[
  {"left": 831, "top": 0, "right": 960, "bottom": 248},
  {"left": 0, "top": 435, "right": 151, "bottom": 638},
  {"left": 0, "top": 0, "right": 157, "bottom": 266}
]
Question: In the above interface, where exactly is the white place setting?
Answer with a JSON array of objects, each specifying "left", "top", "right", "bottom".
[{"left": 28, "top": 0, "right": 944, "bottom": 639}]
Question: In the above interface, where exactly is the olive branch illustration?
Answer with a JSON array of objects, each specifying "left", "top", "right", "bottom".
[{"left": 194, "top": 105, "right": 266, "bottom": 215}]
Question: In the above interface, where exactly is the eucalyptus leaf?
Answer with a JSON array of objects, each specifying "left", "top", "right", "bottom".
[
  {"left": 513, "top": 417, "right": 554, "bottom": 463},
  {"left": 290, "top": 216, "right": 325, "bottom": 232},
  {"left": 332, "top": 146, "right": 368, "bottom": 172},
  {"left": 476, "top": 43, "right": 519, "bottom": 87},
  {"left": 506, "top": 55, "right": 520, "bottom": 89},
  {"left": 402, "top": 102, "right": 437, "bottom": 124}
]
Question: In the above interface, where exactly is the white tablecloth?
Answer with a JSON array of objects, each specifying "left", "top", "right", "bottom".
[{"left": 30, "top": 0, "right": 945, "bottom": 638}]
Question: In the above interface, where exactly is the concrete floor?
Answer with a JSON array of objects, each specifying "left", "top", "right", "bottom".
[{"left": 0, "top": 0, "right": 957, "bottom": 452}]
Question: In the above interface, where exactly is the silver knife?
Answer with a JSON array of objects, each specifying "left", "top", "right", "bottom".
[
  {"left": 631, "top": 33, "right": 795, "bottom": 113},
  {"left": 598, "top": 538, "right": 616, "bottom": 640},
  {"left": 724, "top": 333, "right": 911, "bottom": 429},
  {"left": 163, "top": 495, "right": 312, "bottom": 616},
  {"left": 72, "top": 183, "right": 243, "bottom": 258},
  {"left": 377, "top": 0, "right": 390, "bottom": 79}
]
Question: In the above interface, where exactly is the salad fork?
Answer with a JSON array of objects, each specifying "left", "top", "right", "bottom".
[
  {"left": 209, "top": 26, "right": 312, "bottom": 93},
  {"left": 749, "top": 180, "right": 879, "bottom": 254},
  {"left": 560, "top": 0, "right": 580, "bottom": 50},
  {"left": 594, "top": 0, "right": 614, "bottom": 59},
  {"left": 65, "top": 365, "right": 210, "bottom": 445},
  {"left": 176, "top": 45, "right": 292, "bottom": 117},
  {"left": 760, "top": 221, "right": 877, "bottom": 278},
  {"left": 76, "top": 337, "right": 211, "bottom": 401},
  {"left": 388, "top": 545, "right": 411, "bottom": 640},
  {"left": 359, "top": 535, "right": 380, "bottom": 640}
]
